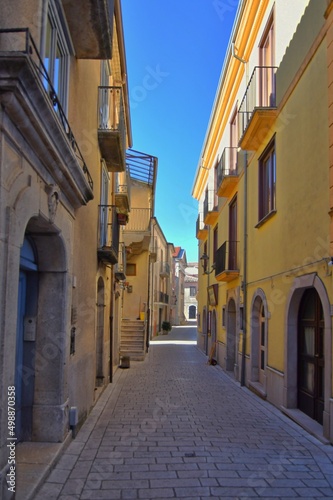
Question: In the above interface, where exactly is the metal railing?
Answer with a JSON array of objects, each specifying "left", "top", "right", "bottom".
[
  {"left": 215, "top": 241, "right": 238, "bottom": 276},
  {"left": 154, "top": 291, "right": 169, "bottom": 304},
  {"left": 126, "top": 149, "right": 157, "bottom": 186},
  {"left": 203, "top": 189, "right": 218, "bottom": 220},
  {"left": 98, "top": 86, "right": 126, "bottom": 150},
  {"left": 0, "top": 28, "right": 93, "bottom": 190},
  {"left": 238, "top": 66, "right": 277, "bottom": 139},
  {"left": 160, "top": 262, "right": 170, "bottom": 276},
  {"left": 98, "top": 205, "right": 119, "bottom": 250},
  {"left": 217, "top": 147, "right": 238, "bottom": 188},
  {"left": 124, "top": 208, "right": 151, "bottom": 232},
  {"left": 196, "top": 213, "right": 207, "bottom": 236}
]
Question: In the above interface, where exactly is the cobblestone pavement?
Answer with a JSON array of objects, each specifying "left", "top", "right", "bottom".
[{"left": 35, "top": 326, "right": 333, "bottom": 499}]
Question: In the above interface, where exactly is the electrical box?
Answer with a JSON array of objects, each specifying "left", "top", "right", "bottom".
[{"left": 24, "top": 317, "right": 36, "bottom": 341}]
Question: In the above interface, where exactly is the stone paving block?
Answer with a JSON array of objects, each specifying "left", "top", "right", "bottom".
[
  {"left": 294, "top": 487, "right": 325, "bottom": 497},
  {"left": 210, "top": 486, "right": 258, "bottom": 497},
  {"left": 174, "top": 486, "right": 211, "bottom": 497},
  {"left": 47, "top": 468, "right": 71, "bottom": 484},
  {"left": 34, "top": 482, "right": 63, "bottom": 499},
  {"left": 255, "top": 486, "right": 300, "bottom": 497},
  {"left": 55, "top": 454, "right": 79, "bottom": 470},
  {"left": 132, "top": 470, "right": 177, "bottom": 480},
  {"left": 80, "top": 490, "right": 121, "bottom": 499},
  {"left": 150, "top": 477, "right": 201, "bottom": 488},
  {"left": 138, "top": 487, "right": 175, "bottom": 498},
  {"left": 102, "top": 479, "right": 149, "bottom": 489},
  {"left": 61, "top": 478, "right": 85, "bottom": 495},
  {"left": 69, "top": 460, "right": 93, "bottom": 479}
]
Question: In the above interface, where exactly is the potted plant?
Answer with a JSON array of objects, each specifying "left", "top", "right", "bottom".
[{"left": 161, "top": 321, "right": 172, "bottom": 335}]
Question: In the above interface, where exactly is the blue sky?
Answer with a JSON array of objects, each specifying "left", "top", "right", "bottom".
[{"left": 122, "top": 0, "right": 239, "bottom": 262}]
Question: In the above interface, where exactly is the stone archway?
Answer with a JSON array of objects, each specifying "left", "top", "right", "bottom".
[
  {"left": 250, "top": 289, "right": 269, "bottom": 392},
  {"left": 226, "top": 298, "right": 236, "bottom": 371},
  {"left": 17, "top": 216, "right": 69, "bottom": 442},
  {"left": 96, "top": 277, "right": 105, "bottom": 387},
  {"left": 284, "top": 273, "right": 332, "bottom": 440}
]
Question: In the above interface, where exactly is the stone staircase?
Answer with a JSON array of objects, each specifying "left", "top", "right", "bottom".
[{"left": 120, "top": 319, "right": 146, "bottom": 361}]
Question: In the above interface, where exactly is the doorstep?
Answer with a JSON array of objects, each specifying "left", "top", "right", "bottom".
[{"left": 15, "top": 433, "right": 72, "bottom": 500}]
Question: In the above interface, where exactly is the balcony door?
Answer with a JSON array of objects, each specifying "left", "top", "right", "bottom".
[
  {"left": 230, "top": 108, "right": 238, "bottom": 172},
  {"left": 229, "top": 197, "right": 237, "bottom": 270},
  {"left": 298, "top": 289, "right": 324, "bottom": 424},
  {"left": 259, "top": 13, "right": 275, "bottom": 106}
]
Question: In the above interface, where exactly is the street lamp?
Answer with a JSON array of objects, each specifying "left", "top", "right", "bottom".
[{"left": 200, "top": 253, "right": 215, "bottom": 275}]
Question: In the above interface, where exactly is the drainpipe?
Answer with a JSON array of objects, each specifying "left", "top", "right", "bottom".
[
  {"left": 241, "top": 151, "right": 248, "bottom": 387},
  {"left": 231, "top": 39, "right": 247, "bottom": 387},
  {"left": 232, "top": 42, "right": 247, "bottom": 64}
]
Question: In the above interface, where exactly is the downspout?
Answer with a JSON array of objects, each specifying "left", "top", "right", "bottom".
[
  {"left": 232, "top": 42, "right": 247, "bottom": 64},
  {"left": 241, "top": 151, "right": 248, "bottom": 387},
  {"left": 231, "top": 39, "right": 247, "bottom": 386}
]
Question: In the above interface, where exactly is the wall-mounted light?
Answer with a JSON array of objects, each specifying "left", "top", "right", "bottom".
[{"left": 200, "top": 252, "right": 215, "bottom": 275}]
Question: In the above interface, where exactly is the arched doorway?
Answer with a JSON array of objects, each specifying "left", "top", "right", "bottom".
[
  {"left": 284, "top": 274, "right": 332, "bottom": 440},
  {"left": 16, "top": 237, "right": 38, "bottom": 441},
  {"left": 15, "top": 218, "right": 68, "bottom": 442},
  {"left": 226, "top": 298, "right": 236, "bottom": 371},
  {"left": 250, "top": 290, "right": 268, "bottom": 390},
  {"left": 202, "top": 307, "right": 207, "bottom": 353},
  {"left": 189, "top": 305, "right": 196, "bottom": 319},
  {"left": 298, "top": 288, "right": 324, "bottom": 424},
  {"left": 96, "top": 277, "right": 105, "bottom": 387}
]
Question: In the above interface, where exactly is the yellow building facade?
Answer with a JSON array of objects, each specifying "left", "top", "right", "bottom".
[{"left": 193, "top": 0, "right": 333, "bottom": 443}]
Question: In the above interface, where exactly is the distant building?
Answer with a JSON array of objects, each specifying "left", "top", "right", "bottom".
[
  {"left": 184, "top": 263, "right": 198, "bottom": 322},
  {"left": 173, "top": 247, "right": 187, "bottom": 325}
]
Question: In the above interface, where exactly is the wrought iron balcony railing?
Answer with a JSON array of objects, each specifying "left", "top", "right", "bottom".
[
  {"left": 0, "top": 28, "right": 94, "bottom": 191},
  {"left": 97, "top": 205, "right": 120, "bottom": 264},
  {"left": 115, "top": 169, "right": 131, "bottom": 212},
  {"left": 160, "top": 262, "right": 170, "bottom": 278},
  {"left": 98, "top": 86, "right": 126, "bottom": 172},
  {"left": 154, "top": 291, "right": 169, "bottom": 304},
  {"left": 196, "top": 213, "right": 208, "bottom": 240},
  {"left": 238, "top": 66, "right": 277, "bottom": 143},
  {"left": 216, "top": 147, "right": 238, "bottom": 196},
  {"left": 124, "top": 208, "right": 151, "bottom": 232},
  {"left": 203, "top": 189, "right": 218, "bottom": 224},
  {"left": 215, "top": 241, "right": 239, "bottom": 282}
]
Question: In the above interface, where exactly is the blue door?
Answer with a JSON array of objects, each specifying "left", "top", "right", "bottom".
[{"left": 15, "top": 237, "right": 38, "bottom": 441}]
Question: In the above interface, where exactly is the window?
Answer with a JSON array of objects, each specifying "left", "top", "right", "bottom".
[
  {"left": 190, "top": 287, "right": 196, "bottom": 297},
  {"left": 126, "top": 263, "right": 136, "bottom": 276},
  {"left": 43, "top": 0, "right": 71, "bottom": 111},
  {"left": 258, "top": 138, "right": 276, "bottom": 222},
  {"left": 213, "top": 225, "right": 218, "bottom": 266},
  {"left": 259, "top": 11, "right": 275, "bottom": 107},
  {"left": 230, "top": 107, "right": 238, "bottom": 172},
  {"left": 99, "top": 162, "right": 110, "bottom": 247}
]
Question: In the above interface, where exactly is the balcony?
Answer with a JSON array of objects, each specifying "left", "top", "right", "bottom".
[
  {"left": 203, "top": 189, "right": 219, "bottom": 225},
  {"left": 98, "top": 86, "right": 126, "bottom": 172},
  {"left": 115, "top": 169, "right": 131, "bottom": 213},
  {"left": 97, "top": 205, "right": 120, "bottom": 265},
  {"left": 114, "top": 243, "right": 126, "bottom": 281},
  {"left": 0, "top": 29, "right": 93, "bottom": 208},
  {"left": 154, "top": 291, "right": 169, "bottom": 305},
  {"left": 196, "top": 213, "right": 208, "bottom": 240},
  {"left": 215, "top": 241, "right": 239, "bottom": 282},
  {"left": 123, "top": 208, "right": 152, "bottom": 256},
  {"left": 62, "top": 0, "right": 115, "bottom": 59},
  {"left": 160, "top": 262, "right": 170, "bottom": 279},
  {"left": 238, "top": 66, "right": 278, "bottom": 151},
  {"left": 217, "top": 147, "right": 239, "bottom": 198}
]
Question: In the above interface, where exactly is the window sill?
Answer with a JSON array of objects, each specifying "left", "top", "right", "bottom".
[{"left": 255, "top": 209, "right": 277, "bottom": 228}]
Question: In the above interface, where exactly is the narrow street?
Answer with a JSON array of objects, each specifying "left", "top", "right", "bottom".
[{"left": 34, "top": 326, "right": 333, "bottom": 499}]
